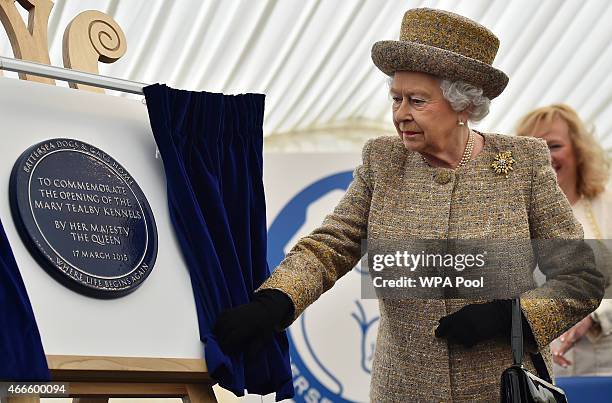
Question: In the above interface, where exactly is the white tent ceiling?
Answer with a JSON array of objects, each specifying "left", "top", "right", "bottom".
[{"left": 1, "top": 0, "right": 612, "bottom": 152}]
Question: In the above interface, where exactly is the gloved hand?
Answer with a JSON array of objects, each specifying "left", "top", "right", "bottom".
[
  {"left": 213, "top": 289, "right": 294, "bottom": 354},
  {"left": 435, "top": 299, "right": 535, "bottom": 348}
]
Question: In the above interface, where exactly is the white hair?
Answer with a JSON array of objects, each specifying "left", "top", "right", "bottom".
[
  {"left": 439, "top": 79, "right": 490, "bottom": 123},
  {"left": 386, "top": 74, "right": 491, "bottom": 123}
]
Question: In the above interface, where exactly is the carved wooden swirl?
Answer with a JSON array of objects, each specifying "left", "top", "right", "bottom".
[{"left": 63, "top": 10, "right": 127, "bottom": 93}]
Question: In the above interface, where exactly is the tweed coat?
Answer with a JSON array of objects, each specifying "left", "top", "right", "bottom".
[{"left": 258, "top": 133, "right": 604, "bottom": 402}]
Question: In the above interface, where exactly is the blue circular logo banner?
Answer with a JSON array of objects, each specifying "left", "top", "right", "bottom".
[{"left": 267, "top": 171, "right": 379, "bottom": 403}]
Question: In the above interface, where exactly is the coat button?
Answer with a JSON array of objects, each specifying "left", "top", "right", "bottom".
[{"left": 434, "top": 169, "right": 453, "bottom": 185}]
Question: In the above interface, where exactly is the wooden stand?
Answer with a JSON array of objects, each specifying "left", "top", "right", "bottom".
[
  {"left": 3, "top": 355, "right": 217, "bottom": 403},
  {"left": 0, "top": 0, "right": 127, "bottom": 92}
]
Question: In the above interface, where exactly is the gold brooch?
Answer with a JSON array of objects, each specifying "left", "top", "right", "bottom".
[{"left": 491, "top": 151, "right": 516, "bottom": 178}]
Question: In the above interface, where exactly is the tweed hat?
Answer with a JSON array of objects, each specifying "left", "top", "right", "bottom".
[{"left": 371, "top": 8, "right": 508, "bottom": 99}]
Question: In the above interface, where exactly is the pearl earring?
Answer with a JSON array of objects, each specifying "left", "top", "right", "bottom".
[{"left": 458, "top": 121, "right": 465, "bottom": 127}]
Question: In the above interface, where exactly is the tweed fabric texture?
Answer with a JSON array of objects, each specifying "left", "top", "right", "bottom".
[
  {"left": 401, "top": 8, "right": 498, "bottom": 64},
  {"left": 259, "top": 133, "right": 603, "bottom": 402},
  {"left": 371, "top": 8, "right": 509, "bottom": 99}
]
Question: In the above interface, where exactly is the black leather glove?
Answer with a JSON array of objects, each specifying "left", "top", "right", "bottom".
[
  {"left": 435, "top": 299, "right": 536, "bottom": 348},
  {"left": 213, "top": 289, "right": 294, "bottom": 354}
]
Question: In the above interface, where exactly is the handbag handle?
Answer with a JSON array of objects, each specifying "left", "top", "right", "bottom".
[
  {"left": 511, "top": 298, "right": 524, "bottom": 365},
  {"left": 511, "top": 298, "right": 554, "bottom": 384}
]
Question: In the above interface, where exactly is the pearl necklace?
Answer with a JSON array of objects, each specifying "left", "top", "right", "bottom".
[{"left": 421, "top": 130, "right": 475, "bottom": 168}]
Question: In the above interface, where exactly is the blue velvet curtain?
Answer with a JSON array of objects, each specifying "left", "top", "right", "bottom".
[
  {"left": 0, "top": 219, "right": 49, "bottom": 381},
  {"left": 143, "top": 84, "right": 293, "bottom": 399}
]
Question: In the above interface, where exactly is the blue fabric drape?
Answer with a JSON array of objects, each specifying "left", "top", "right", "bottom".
[
  {"left": 143, "top": 84, "right": 293, "bottom": 399},
  {"left": 0, "top": 219, "right": 49, "bottom": 381}
]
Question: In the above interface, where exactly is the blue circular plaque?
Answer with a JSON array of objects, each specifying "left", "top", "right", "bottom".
[{"left": 10, "top": 138, "right": 158, "bottom": 298}]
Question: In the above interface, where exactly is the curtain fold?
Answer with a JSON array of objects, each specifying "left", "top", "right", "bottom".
[
  {"left": 0, "top": 219, "right": 49, "bottom": 381},
  {"left": 143, "top": 84, "right": 293, "bottom": 399}
]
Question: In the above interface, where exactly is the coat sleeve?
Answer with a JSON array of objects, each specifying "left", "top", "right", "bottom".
[
  {"left": 256, "top": 139, "right": 374, "bottom": 324},
  {"left": 521, "top": 138, "right": 605, "bottom": 349}
]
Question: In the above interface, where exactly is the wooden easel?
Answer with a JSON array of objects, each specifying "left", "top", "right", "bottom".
[
  {"left": 3, "top": 355, "right": 217, "bottom": 403},
  {"left": 1, "top": 5, "right": 215, "bottom": 403},
  {"left": 0, "top": 0, "right": 127, "bottom": 92}
]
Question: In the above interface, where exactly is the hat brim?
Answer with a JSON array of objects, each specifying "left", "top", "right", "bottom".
[{"left": 371, "top": 40, "right": 508, "bottom": 99}]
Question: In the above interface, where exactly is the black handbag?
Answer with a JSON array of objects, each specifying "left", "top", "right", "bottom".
[{"left": 500, "top": 299, "right": 568, "bottom": 403}]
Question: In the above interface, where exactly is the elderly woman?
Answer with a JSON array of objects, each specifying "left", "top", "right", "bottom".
[
  {"left": 517, "top": 104, "right": 612, "bottom": 376},
  {"left": 214, "top": 8, "right": 604, "bottom": 401}
]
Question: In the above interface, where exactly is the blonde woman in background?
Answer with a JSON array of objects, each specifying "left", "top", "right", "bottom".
[{"left": 517, "top": 104, "right": 612, "bottom": 376}]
